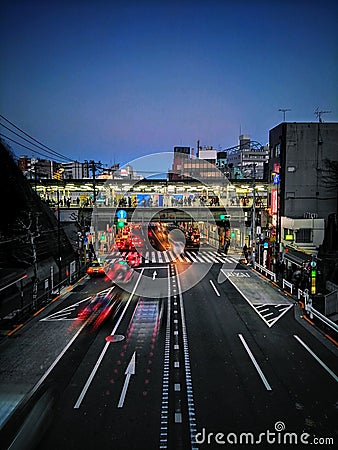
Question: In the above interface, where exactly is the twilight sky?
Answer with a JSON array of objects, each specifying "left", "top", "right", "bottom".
[{"left": 1, "top": 0, "right": 337, "bottom": 168}]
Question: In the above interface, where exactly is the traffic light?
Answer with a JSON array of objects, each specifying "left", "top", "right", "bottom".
[
  {"left": 219, "top": 214, "right": 226, "bottom": 220},
  {"left": 117, "top": 220, "right": 125, "bottom": 228},
  {"left": 310, "top": 257, "right": 317, "bottom": 295}
]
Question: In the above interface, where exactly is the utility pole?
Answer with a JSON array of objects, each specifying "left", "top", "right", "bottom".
[
  {"left": 278, "top": 108, "right": 291, "bottom": 122},
  {"left": 91, "top": 160, "right": 97, "bottom": 204}
]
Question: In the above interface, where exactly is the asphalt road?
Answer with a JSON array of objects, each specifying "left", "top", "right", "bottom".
[{"left": 0, "top": 255, "right": 337, "bottom": 450}]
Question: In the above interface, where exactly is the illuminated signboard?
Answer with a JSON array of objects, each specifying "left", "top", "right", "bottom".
[{"left": 271, "top": 189, "right": 278, "bottom": 214}]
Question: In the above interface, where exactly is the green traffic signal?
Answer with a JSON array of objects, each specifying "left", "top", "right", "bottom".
[
  {"left": 117, "top": 221, "right": 125, "bottom": 228},
  {"left": 219, "top": 214, "right": 226, "bottom": 220}
]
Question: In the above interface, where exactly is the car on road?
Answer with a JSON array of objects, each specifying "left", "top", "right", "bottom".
[
  {"left": 77, "top": 288, "right": 122, "bottom": 328},
  {"left": 105, "top": 260, "right": 134, "bottom": 284},
  {"left": 86, "top": 260, "right": 106, "bottom": 277}
]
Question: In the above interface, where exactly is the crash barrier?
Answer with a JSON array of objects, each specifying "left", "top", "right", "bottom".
[
  {"left": 0, "top": 264, "right": 86, "bottom": 331},
  {"left": 253, "top": 262, "right": 277, "bottom": 282},
  {"left": 283, "top": 279, "right": 294, "bottom": 295},
  {"left": 324, "top": 290, "right": 338, "bottom": 316},
  {"left": 303, "top": 289, "right": 338, "bottom": 335}
]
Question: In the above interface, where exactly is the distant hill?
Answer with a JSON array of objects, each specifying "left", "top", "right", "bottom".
[{"left": 0, "top": 139, "right": 76, "bottom": 273}]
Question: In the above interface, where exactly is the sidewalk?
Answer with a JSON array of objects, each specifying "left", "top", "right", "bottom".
[
  {"left": 247, "top": 261, "right": 338, "bottom": 346},
  {"left": 0, "top": 276, "right": 87, "bottom": 434}
]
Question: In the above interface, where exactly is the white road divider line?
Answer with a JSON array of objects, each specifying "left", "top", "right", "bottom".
[
  {"left": 293, "top": 335, "right": 338, "bottom": 382},
  {"left": 209, "top": 280, "right": 221, "bottom": 297},
  {"left": 238, "top": 334, "right": 272, "bottom": 391},
  {"left": 74, "top": 268, "right": 144, "bottom": 409}
]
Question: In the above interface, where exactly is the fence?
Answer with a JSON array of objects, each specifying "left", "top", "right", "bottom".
[
  {"left": 253, "top": 262, "right": 277, "bottom": 282},
  {"left": 0, "top": 261, "right": 85, "bottom": 331}
]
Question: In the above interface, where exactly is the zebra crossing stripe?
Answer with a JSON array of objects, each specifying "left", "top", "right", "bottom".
[
  {"left": 106, "top": 250, "right": 239, "bottom": 265},
  {"left": 162, "top": 251, "right": 170, "bottom": 263},
  {"left": 157, "top": 252, "right": 163, "bottom": 263},
  {"left": 197, "top": 252, "right": 214, "bottom": 263},
  {"left": 185, "top": 251, "right": 198, "bottom": 262},
  {"left": 206, "top": 251, "right": 221, "bottom": 263},
  {"left": 168, "top": 251, "right": 176, "bottom": 261}
]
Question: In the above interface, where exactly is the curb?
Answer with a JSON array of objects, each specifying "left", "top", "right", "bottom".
[
  {"left": 1, "top": 275, "right": 87, "bottom": 339},
  {"left": 245, "top": 263, "right": 338, "bottom": 348}
]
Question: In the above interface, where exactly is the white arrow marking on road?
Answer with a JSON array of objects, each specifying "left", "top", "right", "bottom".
[
  {"left": 152, "top": 270, "right": 157, "bottom": 280},
  {"left": 117, "top": 351, "right": 136, "bottom": 408}
]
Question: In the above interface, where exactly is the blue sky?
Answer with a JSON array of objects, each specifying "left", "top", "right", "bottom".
[{"left": 1, "top": 0, "right": 337, "bottom": 168}]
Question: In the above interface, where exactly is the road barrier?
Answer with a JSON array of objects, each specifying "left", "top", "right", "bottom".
[
  {"left": 303, "top": 289, "right": 338, "bottom": 335},
  {"left": 253, "top": 262, "right": 277, "bottom": 282},
  {"left": 282, "top": 279, "right": 294, "bottom": 295}
]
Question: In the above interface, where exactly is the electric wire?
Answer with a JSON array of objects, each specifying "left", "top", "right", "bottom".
[
  {"left": 0, "top": 133, "right": 63, "bottom": 160},
  {"left": 0, "top": 114, "right": 73, "bottom": 162}
]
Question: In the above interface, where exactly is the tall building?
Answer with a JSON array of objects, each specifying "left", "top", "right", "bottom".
[
  {"left": 18, "top": 156, "right": 61, "bottom": 179},
  {"left": 170, "top": 147, "right": 191, "bottom": 180},
  {"left": 226, "top": 135, "right": 269, "bottom": 179},
  {"left": 268, "top": 122, "right": 338, "bottom": 252},
  {"left": 62, "top": 161, "right": 89, "bottom": 179}
]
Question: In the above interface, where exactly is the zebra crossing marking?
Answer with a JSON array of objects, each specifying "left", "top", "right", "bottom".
[{"left": 105, "top": 250, "right": 239, "bottom": 265}]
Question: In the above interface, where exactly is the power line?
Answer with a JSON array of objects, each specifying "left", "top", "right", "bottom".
[
  {"left": 0, "top": 122, "right": 70, "bottom": 162},
  {"left": 0, "top": 114, "right": 73, "bottom": 162},
  {"left": 0, "top": 133, "right": 63, "bottom": 160}
]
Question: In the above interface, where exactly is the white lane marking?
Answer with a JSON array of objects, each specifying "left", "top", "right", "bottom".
[
  {"left": 209, "top": 280, "right": 221, "bottom": 297},
  {"left": 40, "top": 296, "right": 92, "bottom": 321},
  {"left": 175, "top": 412, "right": 182, "bottom": 423},
  {"left": 159, "top": 266, "right": 171, "bottom": 449},
  {"left": 117, "top": 351, "right": 136, "bottom": 408},
  {"left": 293, "top": 335, "right": 338, "bottom": 382},
  {"left": 74, "top": 269, "right": 144, "bottom": 409},
  {"left": 176, "top": 266, "right": 198, "bottom": 447},
  {"left": 29, "top": 319, "right": 90, "bottom": 399},
  {"left": 238, "top": 334, "right": 272, "bottom": 391},
  {"left": 222, "top": 269, "right": 274, "bottom": 328}
]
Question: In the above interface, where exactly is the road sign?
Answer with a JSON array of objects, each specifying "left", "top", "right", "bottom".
[{"left": 117, "top": 209, "right": 127, "bottom": 219}]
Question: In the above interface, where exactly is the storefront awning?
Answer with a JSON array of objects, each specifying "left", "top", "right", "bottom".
[{"left": 284, "top": 249, "right": 311, "bottom": 267}]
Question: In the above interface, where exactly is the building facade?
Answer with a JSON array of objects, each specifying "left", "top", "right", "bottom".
[{"left": 268, "top": 122, "right": 338, "bottom": 253}]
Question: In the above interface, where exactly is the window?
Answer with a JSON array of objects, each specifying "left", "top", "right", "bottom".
[
  {"left": 295, "top": 229, "right": 312, "bottom": 243},
  {"left": 274, "top": 144, "right": 281, "bottom": 158}
]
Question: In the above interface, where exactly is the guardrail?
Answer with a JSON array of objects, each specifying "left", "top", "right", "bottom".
[
  {"left": 303, "top": 289, "right": 338, "bottom": 334},
  {"left": 253, "top": 262, "right": 277, "bottom": 282},
  {"left": 282, "top": 279, "right": 294, "bottom": 295}
]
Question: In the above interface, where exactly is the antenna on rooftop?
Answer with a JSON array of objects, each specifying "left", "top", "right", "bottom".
[
  {"left": 314, "top": 107, "right": 331, "bottom": 123},
  {"left": 278, "top": 108, "right": 291, "bottom": 122}
]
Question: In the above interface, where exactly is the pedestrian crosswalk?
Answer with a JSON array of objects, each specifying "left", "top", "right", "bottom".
[{"left": 105, "top": 250, "right": 239, "bottom": 265}]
